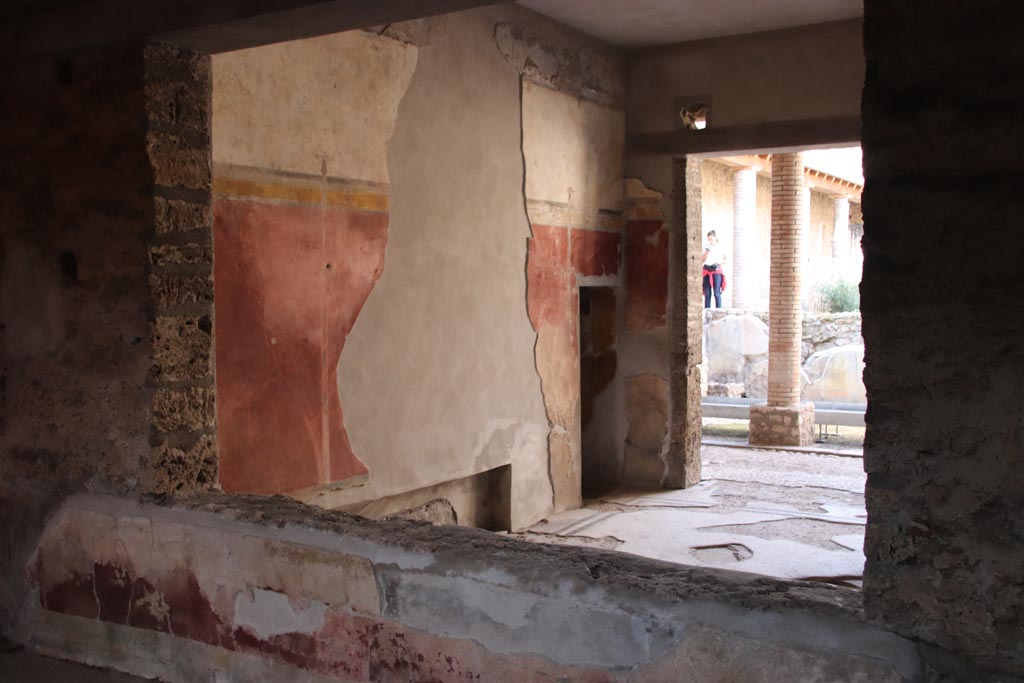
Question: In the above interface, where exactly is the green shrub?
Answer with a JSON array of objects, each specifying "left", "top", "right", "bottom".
[{"left": 819, "top": 279, "right": 860, "bottom": 313}]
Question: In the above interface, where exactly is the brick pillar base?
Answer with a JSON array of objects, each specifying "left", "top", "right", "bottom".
[{"left": 749, "top": 403, "right": 815, "bottom": 447}]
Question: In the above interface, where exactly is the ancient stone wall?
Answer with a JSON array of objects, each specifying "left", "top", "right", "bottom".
[
  {"left": 145, "top": 44, "right": 217, "bottom": 496},
  {"left": 0, "top": 40, "right": 214, "bottom": 637},
  {"left": 0, "top": 42, "right": 152, "bottom": 634},
  {"left": 25, "top": 494, "right": 923, "bottom": 682},
  {"left": 861, "top": 1, "right": 1024, "bottom": 678}
]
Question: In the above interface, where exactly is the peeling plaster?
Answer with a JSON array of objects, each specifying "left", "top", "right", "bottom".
[
  {"left": 494, "top": 21, "right": 624, "bottom": 107},
  {"left": 25, "top": 494, "right": 923, "bottom": 682},
  {"left": 233, "top": 588, "right": 328, "bottom": 640}
]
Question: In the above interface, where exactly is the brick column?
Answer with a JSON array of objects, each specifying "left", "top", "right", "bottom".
[
  {"left": 731, "top": 167, "right": 756, "bottom": 308},
  {"left": 749, "top": 153, "right": 814, "bottom": 445}
]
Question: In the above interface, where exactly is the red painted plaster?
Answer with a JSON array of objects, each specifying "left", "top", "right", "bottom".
[
  {"left": 527, "top": 225, "right": 578, "bottom": 428},
  {"left": 214, "top": 199, "right": 386, "bottom": 494},
  {"left": 571, "top": 228, "right": 619, "bottom": 277},
  {"left": 35, "top": 557, "right": 618, "bottom": 682},
  {"left": 526, "top": 224, "right": 573, "bottom": 331},
  {"left": 624, "top": 219, "right": 669, "bottom": 333}
]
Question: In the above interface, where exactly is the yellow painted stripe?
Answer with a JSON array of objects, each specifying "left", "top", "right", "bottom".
[{"left": 213, "top": 177, "right": 389, "bottom": 213}]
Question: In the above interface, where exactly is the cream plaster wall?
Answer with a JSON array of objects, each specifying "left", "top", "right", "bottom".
[
  {"left": 336, "top": 9, "right": 555, "bottom": 529},
  {"left": 212, "top": 30, "right": 417, "bottom": 182},
  {"left": 211, "top": 7, "right": 627, "bottom": 527},
  {"left": 522, "top": 80, "right": 625, "bottom": 216}
]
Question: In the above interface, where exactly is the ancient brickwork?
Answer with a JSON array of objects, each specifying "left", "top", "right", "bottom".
[
  {"left": 861, "top": 1, "right": 1024, "bottom": 678},
  {"left": 765, "top": 153, "right": 805, "bottom": 407},
  {"left": 748, "top": 153, "right": 815, "bottom": 447},
  {"left": 143, "top": 43, "right": 217, "bottom": 496},
  {"left": 0, "top": 42, "right": 161, "bottom": 634}
]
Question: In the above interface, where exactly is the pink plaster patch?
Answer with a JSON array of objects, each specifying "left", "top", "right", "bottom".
[{"left": 214, "top": 199, "right": 384, "bottom": 494}]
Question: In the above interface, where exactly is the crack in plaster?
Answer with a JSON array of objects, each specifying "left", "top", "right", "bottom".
[{"left": 516, "top": 74, "right": 558, "bottom": 512}]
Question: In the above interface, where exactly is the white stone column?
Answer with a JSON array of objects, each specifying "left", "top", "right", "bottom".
[
  {"left": 832, "top": 195, "right": 850, "bottom": 273},
  {"left": 731, "top": 167, "right": 757, "bottom": 308}
]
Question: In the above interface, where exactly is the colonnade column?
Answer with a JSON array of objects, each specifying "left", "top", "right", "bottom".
[
  {"left": 832, "top": 195, "right": 851, "bottom": 276},
  {"left": 749, "top": 152, "right": 815, "bottom": 446},
  {"left": 731, "top": 167, "right": 756, "bottom": 308}
]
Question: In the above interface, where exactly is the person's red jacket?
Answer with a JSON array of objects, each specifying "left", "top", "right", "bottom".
[{"left": 702, "top": 266, "right": 727, "bottom": 291}]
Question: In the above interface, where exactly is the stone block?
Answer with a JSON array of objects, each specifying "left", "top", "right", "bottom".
[
  {"left": 149, "top": 243, "right": 212, "bottom": 269},
  {"left": 749, "top": 403, "right": 815, "bottom": 447},
  {"left": 802, "top": 344, "right": 866, "bottom": 404},
  {"left": 744, "top": 359, "right": 767, "bottom": 398},
  {"left": 148, "top": 434, "right": 217, "bottom": 495},
  {"left": 152, "top": 387, "right": 215, "bottom": 432},
  {"left": 145, "top": 79, "right": 210, "bottom": 137},
  {"left": 625, "top": 374, "right": 668, "bottom": 486},
  {"left": 707, "top": 382, "right": 744, "bottom": 398},
  {"left": 384, "top": 499, "right": 458, "bottom": 526},
  {"left": 704, "top": 314, "right": 769, "bottom": 383},
  {"left": 154, "top": 197, "right": 211, "bottom": 235},
  {"left": 147, "top": 132, "right": 211, "bottom": 191},
  {"left": 150, "top": 272, "right": 213, "bottom": 309},
  {"left": 144, "top": 42, "right": 211, "bottom": 85},
  {"left": 152, "top": 315, "right": 213, "bottom": 383}
]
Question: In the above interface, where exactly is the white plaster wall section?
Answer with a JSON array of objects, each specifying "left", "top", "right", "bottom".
[
  {"left": 338, "top": 9, "right": 551, "bottom": 523},
  {"left": 522, "top": 79, "right": 625, "bottom": 217},
  {"left": 233, "top": 588, "right": 328, "bottom": 639},
  {"left": 376, "top": 568, "right": 677, "bottom": 668},
  {"left": 212, "top": 30, "right": 418, "bottom": 181},
  {"left": 629, "top": 598, "right": 922, "bottom": 682}
]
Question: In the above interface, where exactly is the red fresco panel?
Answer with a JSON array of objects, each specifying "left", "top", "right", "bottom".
[
  {"left": 526, "top": 224, "right": 572, "bottom": 330},
  {"left": 624, "top": 219, "right": 669, "bottom": 333},
  {"left": 214, "top": 199, "right": 380, "bottom": 494},
  {"left": 571, "top": 228, "right": 619, "bottom": 277}
]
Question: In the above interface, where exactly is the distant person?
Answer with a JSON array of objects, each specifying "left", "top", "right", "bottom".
[{"left": 703, "top": 230, "right": 727, "bottom": 308}]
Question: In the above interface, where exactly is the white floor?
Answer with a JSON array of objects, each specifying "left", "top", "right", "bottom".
[{"left": 519, "top": 445, "right": 866, "bottom": 586}]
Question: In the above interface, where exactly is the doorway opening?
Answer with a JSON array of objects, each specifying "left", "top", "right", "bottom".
[
  {"left": 579, "top": 285, "right": 619, "bottom": 497},
  {"left": 525, "top": 146, "right": 869, "bottom": 589}
]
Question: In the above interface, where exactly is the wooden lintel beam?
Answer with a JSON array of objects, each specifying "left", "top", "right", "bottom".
[{"left": 627, "top": 116, "right": 861, "bottom": 157}]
